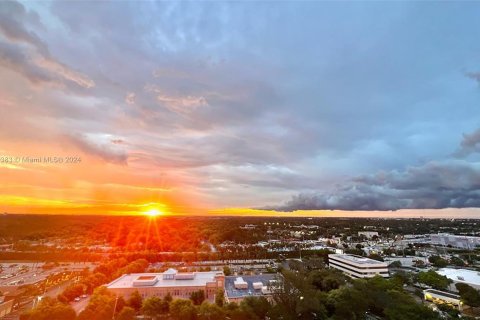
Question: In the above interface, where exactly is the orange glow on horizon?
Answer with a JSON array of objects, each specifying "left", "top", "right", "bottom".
[
  {"left": 144, "top": 208, "right": 163, "bottom": 217},
  {"left": 141, "top": 203, "right": 168, "bottom": 217}
]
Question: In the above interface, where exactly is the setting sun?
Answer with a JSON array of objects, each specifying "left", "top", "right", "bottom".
[{"left": 144, "top": 208, "right": 163, "bottom": 217}]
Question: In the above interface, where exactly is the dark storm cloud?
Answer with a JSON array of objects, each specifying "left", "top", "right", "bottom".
[
  {"left": 273, "top": 127, "right": 480, "bottom": 211},
  {"left": 273, "top": 159, "right": 480, "bottom": 211}
]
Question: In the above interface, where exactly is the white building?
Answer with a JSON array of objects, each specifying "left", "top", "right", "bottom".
[
  {"left": 436, "top": 268, "right": 480, "bottom": 291},
  {"left": 328, "top": 254, "right": 389, "bottom": 278},
  {"left": 106, "top": 268, "right": 224, "bottom": 301},
  {"left": 430, "top": 234, "right": 480, "bottom": 250},
  {"left": 224, "top": 274, "right": 278, "bottom": 303},
  {"left": 358, "top": 231, "right": 379, "bottom": 239}
]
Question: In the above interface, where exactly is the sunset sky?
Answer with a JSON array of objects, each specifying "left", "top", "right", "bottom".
[{"left": 1, "top": 1, "right": 480, "bottom": 217}]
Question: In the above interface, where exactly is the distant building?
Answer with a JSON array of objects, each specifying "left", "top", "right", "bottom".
[
  {"left": 436, "top": 268, "right": 480, "bottom": 291},
  {"left": 384, "top": 256, "right": 429, "bottom": 268},
  {"left": 106, "top": 268, "right": 224, "bottom": 301},
  {"left": 430, "top": 234, "right": 480, "bottom": 250},
  {"left": 224, "top": 274, "right": 279, "bottom": 303},
  {"left": 328, "top": 254, "right": 389, "bottom": 278},
  {"left": 358, "top": 231, "right": 379, "bottom": 239},
  {"left": 423, "top": 289, "right": 463, "bottom": 310},
  {"left": 240, "top": 224, "right": 256, "bottom": 230}
]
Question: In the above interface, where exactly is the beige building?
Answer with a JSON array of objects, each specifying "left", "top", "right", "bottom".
[
  {"left": 328, "top": 254, "right": 389, "bottom": 278},
  {"left": 106, "top": 268, "right": 224, "bottom": 301}
]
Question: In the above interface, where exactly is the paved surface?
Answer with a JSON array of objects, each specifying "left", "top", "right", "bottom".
[{"left": 71, "top": 296, "right": 90, "bottom": 315}]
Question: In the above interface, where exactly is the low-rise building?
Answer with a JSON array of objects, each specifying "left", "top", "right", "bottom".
[
  {"left": 358, "top": 231, "right": 379, "bottom": 239},
  {"left": 423, "top": 289, "right": 463, "bottom": 310},
  {"left": 328, "top": 254, "right": 389, "bottom": 278},
  {"left": 437, "top": 268, "right": 480, "bottom": 291},
  {"left": 106, "top": 268, "right": 224, "bottom": 301},
  {"left": 224, "top": 274, "right": 278, "bottom": 303},
  {"left": 430, "top": 234, "right": 480, "bottom": 250}
]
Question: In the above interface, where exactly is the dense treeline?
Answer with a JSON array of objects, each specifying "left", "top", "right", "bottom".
[{"left": 2, "top": 215, "right": 479, "bottom": 248}]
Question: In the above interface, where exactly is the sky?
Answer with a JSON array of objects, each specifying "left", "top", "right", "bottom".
[{"left": 1, "top": 1, "right": 480, "bottom": 217}]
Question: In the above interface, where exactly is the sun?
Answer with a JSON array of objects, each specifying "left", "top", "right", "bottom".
[{"left": 144, "top": 208, "right": 163, "bottom": 217}]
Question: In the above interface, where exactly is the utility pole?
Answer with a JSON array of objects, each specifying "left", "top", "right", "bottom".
[{"left": 112, "top": 295, "right": 119, "bottom": 320}]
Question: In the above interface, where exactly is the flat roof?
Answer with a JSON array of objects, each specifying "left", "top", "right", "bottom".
[
  {"left": 107, "top": 271, "right": 222, "bottom": 289},
  {"left": 424, "top": 289, "right": 460, "bottom": 300},
  {"left": 437, "top": 268, "right": 480, "bottom": 286},
  {"left": 329, "top": 254, "right": 387, "bottom": 265},
  {"left": 225, "top": 274, "right": 277, "bottom": 298}
]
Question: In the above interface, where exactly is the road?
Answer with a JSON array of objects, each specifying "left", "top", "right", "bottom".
[{"left": 70, "top": 296, "right": 90, "bottom": 315}]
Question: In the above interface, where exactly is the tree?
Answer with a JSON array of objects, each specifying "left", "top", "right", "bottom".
[
  {"left": 417, "top": 270, "right": 452, "bottom": 290},
  {"left": 164, "top": 293, "right": 173, "bottom": 305},
  {"left": 308, "top": 269, "right": 346, "bottom": 292},
  {"left": 142, "top": 296, "right": 168, "bottom": 319},
  {"left": 198, "top": 301, "right": 226, "bottom": 320},
  {"left": 82, "top": 272, "right": 108, "bottom": 293},
  {"left": 170, "top": 299, "right": 197, "bottom": 320},
  {"left": 214, "top": 288, "right": 225, "bottom": 307},
  {"left": 240, "top": 296, "right": 272, "bottom": 320},
  {"left": 428, "top": 256, "right": 448, "bottom": 268},
  {"left": 223, "top": 266, "right": 232, "bottom": 276},
  {"left": 327, "top": 286, "right": 368, "bottom": 320},
  {"left": 389, "top": 260, "right": 402, "bottom": 268},
  {"left": 383, "top": 290, "right": 439, "bottom": 320},
  {"left": 26, "top": 297, "right": 76, "bottom": 320},
  {"left": 368, "top": 253, "right": 384, "bottom": 262},
  {"left": 77, "top": 286, "right": 120, "bottom": 320},
  {"left": 456, "top": 283, "right": 480, "bottom": 307},
  {"left": 272, "top": 270, "right": 327, "bottom": 320},
  {"left": 59, "top": 283, "right": 84, "bottom": 302},
  {"left": 117, "top": 306, "right": 136, "bottom": 320},
  {"left": 450, "top": 256, "right": 465, "bottom": 267},
  {"left": 127, "top": 290, "right": 143, "bottom": 311},
  {"left": 190, "top": 290, "right": 206, "bottom": 305}
]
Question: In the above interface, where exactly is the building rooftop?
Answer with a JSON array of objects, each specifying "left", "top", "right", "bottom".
[
  {"left": 107, "top": 270, "right": 223, "bottom": 289},
  {"left": 424, "top": 289, "right": 460, "bottom": 300},
  {"left": 225, "top": 274, "right": 278, "bottom": 299},
  {"left": 437, "top": 268, "right": 480, "bottom": 286},
  {"left": 329, "top": 254, "right": 387, "bottom": 265}
]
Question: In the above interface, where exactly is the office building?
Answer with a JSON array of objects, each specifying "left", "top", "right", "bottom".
[
  {"left": 328, "top": 254, "right": 389, "bottom": 278},
  {"left": 106, "top": 268, "right": 224, "bottom": 301}
]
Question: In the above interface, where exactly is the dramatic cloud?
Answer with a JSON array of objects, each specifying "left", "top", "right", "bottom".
[
  {"left": 1, "top": 1, "right": 480, "bottom": 214},
  {"left": 0, "top": 1, "right": 94, "bottom": 88},
  {"left": 274, "top": 134, "right": 480, "bottom": 211}
]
